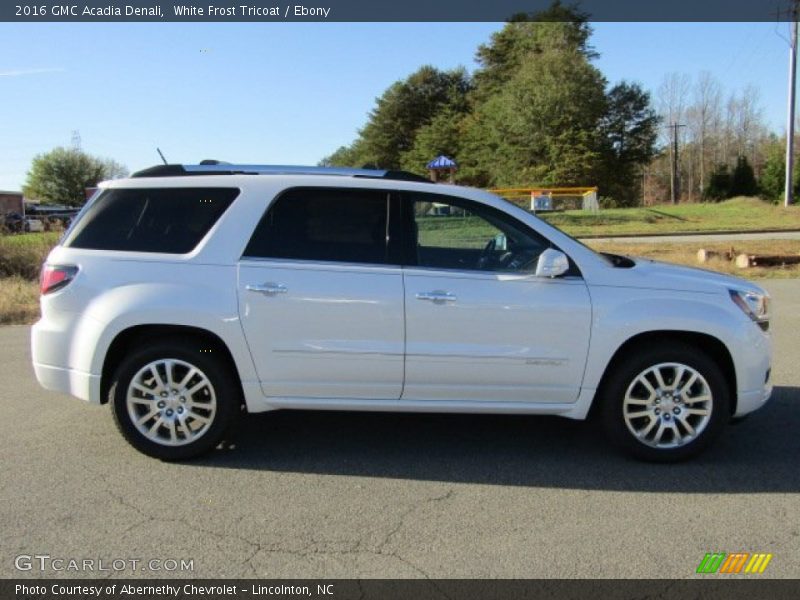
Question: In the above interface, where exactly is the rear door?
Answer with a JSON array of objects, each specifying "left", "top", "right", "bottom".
[
  {"left": 238, "top": 187, "right": 405, "bottom": 399},
  {"left": 400, "top": 191, "right": 592, "bottom": 404}
]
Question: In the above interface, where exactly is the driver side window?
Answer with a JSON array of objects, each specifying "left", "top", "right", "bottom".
[{"left": 408, "top": 194, "right": 550, "bottom": 273}]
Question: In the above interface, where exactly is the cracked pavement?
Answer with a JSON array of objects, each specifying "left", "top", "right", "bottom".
[{"left": 3, "top": 279, "right": 800, "bottom": 579}]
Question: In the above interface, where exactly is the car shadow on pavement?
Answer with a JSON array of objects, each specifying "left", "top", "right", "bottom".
[{"left": 192, "top": 385, "right": 800, "bottom": 493}]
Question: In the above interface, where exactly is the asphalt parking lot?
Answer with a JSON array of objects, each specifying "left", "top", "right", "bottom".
[{"left": 2, "top": 279, "right": 799, "bottom": 580}]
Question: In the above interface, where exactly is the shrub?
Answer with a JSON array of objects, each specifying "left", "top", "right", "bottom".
[
  {"left": 759, "top": 141, "right": 800, "bottom": 203},
  {"left": 730, "top": 156, "right": 758, "bottom": 197},
  {"left": 598, "top": 196, "right": 620, "bottom": 209},
  {"left": 0, "top": 232, "right": 59, "bottom": 279},
  {"left": 704, "top": 164, "right": 732, "bottom": 201}
]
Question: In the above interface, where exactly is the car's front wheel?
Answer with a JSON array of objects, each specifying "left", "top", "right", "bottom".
[
  {"left": 601, "top": 343, "right": 730, "bottom": 462},
  {"left": 109, "top": 339, "right": 239, "bottom": 460}
]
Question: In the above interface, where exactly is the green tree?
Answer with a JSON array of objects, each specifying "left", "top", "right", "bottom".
[
  {"left": 23, "top": 147, "right": 127, "bottom": 207},
  {"left": 473, "top": 3, "right": 596, "bottom": 102},
  {"left": 464, "top": 31, "right": 608, "bottom": 187},
  {"left": 758, "top": 139, "right": 800, "bottom": 202},
  {"left": 598, "top": 82, "right": 660, "bottom": 206},
  {"left": 759, "top": 141, "right": 783, "bottom": 201},
  {"left": 323, "top": 66, "right": 472, "bottom": 170},
  {"left": 399, "top": 108, "right": 465, "bottom": 176},
  {"left": 318, "top": 140, "right": 367, "bottom": 168},
  {"left": 459, "top": 7, "right": 619, "bottom": 189},
  {"left": 730, "top": 155, "right": 758, "bottom": 197},
  {"left": 319, "top": 1, "right": 660, "bottom": 199},
  {"left": 704, "top": 163, "right": 732, "bottom": 201},
  {"left": 455, "top": 111, "right": 495, "bottom": 186}
]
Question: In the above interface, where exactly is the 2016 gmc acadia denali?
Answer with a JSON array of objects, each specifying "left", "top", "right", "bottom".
[{"left": 31, "top": 163, "right": 773, "bottom": 461}]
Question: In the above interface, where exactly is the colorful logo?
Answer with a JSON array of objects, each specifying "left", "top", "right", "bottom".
[{"left": 696, "top": 552, "right": 773, "bottom": 574}]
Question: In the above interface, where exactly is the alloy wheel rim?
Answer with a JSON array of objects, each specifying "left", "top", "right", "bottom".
[
  {"left": 623, "top": 362, "right": 712, "bottom": 449},
  {"left": 126, "top": 359, "right": 217, "bottom": 446}
]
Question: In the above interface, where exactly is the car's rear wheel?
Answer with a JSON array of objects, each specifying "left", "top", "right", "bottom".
[
  {"left": 601, "top": 343, "right": 730, "bottom": 462},
  {"left": 109, "top": 339, "right": 239, "bottom": 460}
]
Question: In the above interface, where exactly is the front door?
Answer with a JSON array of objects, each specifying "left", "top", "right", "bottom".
[{"left": 401, "top": 192, "right": 592, "bottom": 404}]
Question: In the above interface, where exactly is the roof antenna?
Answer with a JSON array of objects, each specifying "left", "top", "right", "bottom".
[{"left": 156, "top": 147, "right": 168, "bottom": 165}]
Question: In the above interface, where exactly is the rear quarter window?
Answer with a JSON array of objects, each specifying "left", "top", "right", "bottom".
[{"left": 62, "top": 187, "right": 239, "bottom": 253}]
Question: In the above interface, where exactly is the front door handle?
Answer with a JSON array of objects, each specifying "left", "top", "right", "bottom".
[
  {"left": 416, "top": 290, "right": 457, "bottom": 303},
  {"left": 246, "top": 282, "right": 288, "bottom": 295}
]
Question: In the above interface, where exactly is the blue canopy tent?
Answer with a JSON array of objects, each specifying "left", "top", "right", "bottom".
[{"left": 427, "top": 155, "right": 458, "bottom": 183}]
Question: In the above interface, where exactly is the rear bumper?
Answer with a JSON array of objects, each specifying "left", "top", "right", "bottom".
[
  {"left": 32, "top": 362, "right": 101, "bottom": 404},
  {"left": 31, "top": 316, "right": 103, "bottom": 404}
]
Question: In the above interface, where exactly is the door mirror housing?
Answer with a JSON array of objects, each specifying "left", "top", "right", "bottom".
[{"left": 535, "top": 248, "right": 569, "bottom": 278}]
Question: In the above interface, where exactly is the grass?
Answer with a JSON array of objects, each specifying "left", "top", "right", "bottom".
[
  {"left": 413, "top": 213, "right": 800, "bottom": 279},
  {"left": 0, "top": 231, "right": 61, "bottom": 279},
  {"left": 420, "top": 197, "right": 800, "bottom": 243},
  {"left": 0, "top": 276, "right": 39, "bottom": 325},
  {"left": 0, "top": 232, "right": 59, "bottom": 325},
  {"left": 538, "top": 197, "right": 800, "bottom": 238},
  {"left": 586, "top": 239, "right": 800, "bottom": 280},
  {"left": 417, "top": 214, "right": 496, "bottom": 248}
]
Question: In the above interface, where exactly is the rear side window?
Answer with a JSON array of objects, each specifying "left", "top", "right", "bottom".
[
  {"left": 63, "top": 187, "right": 239, "bottom": 253},
  {"left": 243, "top": 188, "right": 392, "bottom": 265}
]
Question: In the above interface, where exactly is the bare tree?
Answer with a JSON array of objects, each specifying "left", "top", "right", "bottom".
[
  {"left": 735, "top": 85, "right": 767, "bottom": 168},
  {"left": 688, "top": 72, "right": 721, "bottom": 194},
  {"left": 658, "top": 73, "right": 691, "bottom": 137},
  {"left": 648, "top": 73, "right": 771, "bottom": 203},
  {"left": 658, "top": 73, "right": 691, "bottom": 201},
  {"left": 723, "top": 93, "right": 738, "bottom": 166}
]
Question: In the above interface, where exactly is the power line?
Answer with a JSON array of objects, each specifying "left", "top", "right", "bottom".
[{"left": 721, "top": 22, "right": 767, "bottom": 78}]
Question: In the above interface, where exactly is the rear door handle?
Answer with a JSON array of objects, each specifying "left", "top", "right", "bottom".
[
  {"left": 246, "top": 282, "right": 288, "bottom": 295},
  {"left": 416, "top": 290, "right": 456, "bottom": 303}
]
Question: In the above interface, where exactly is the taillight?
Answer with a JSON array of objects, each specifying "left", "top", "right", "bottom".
[{"left": 40, "top": 264, "right": 79, "bottom": 295}]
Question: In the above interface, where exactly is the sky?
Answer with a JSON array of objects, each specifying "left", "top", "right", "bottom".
[{"left": 0, "top": 21, "right": 791, "bottom": 191}]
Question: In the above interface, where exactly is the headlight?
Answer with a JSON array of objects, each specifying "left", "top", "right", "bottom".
[{"left": 729, "top": 289, "right": 770, "bottom": 331}]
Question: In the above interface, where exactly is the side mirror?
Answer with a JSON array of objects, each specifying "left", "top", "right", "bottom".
[{"left": 535, "top": 248, "right": 569, "bottom": 278}]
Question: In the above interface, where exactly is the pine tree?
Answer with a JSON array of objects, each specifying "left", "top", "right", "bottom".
[
  {"left": 730, "top": 156, "right": 758, "bottom": 197},
  {"left": 704, "top": 164, "right": 732, "bottom": 201}
]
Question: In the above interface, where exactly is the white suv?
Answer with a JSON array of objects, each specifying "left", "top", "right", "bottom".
[{"left": 31, "top": 163, "right": 773, "bottom": 461}]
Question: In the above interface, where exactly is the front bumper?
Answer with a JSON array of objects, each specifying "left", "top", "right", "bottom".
[{"left": 735, "top": 381, "right": 773, "bottom": 417}]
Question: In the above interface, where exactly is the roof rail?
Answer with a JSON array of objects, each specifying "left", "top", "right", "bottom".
[{"left": 131, "top": 163, "right": 431, "bottom": 183}]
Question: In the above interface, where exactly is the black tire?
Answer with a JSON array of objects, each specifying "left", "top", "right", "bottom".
[
  {"left": 600, "top": 342, "right": 730, "bottom": 462},
  {"left": 109, "top": 338, "right": 239, "bottom": 460}
]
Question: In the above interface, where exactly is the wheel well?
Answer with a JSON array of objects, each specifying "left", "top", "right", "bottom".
[
  {"left": 100, "top": 325, "right": 242, "bottom": 405},
  {"left": 590, "top": 331, "right": 738, "bottom": 418}
]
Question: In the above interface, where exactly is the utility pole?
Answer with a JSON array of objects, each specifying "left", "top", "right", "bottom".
[
  {"left": 668, "top": 122, "right": 685, "bottom": 204},
  {"left": 786, "top": 4, "right": 798, "bottom": 207}
]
